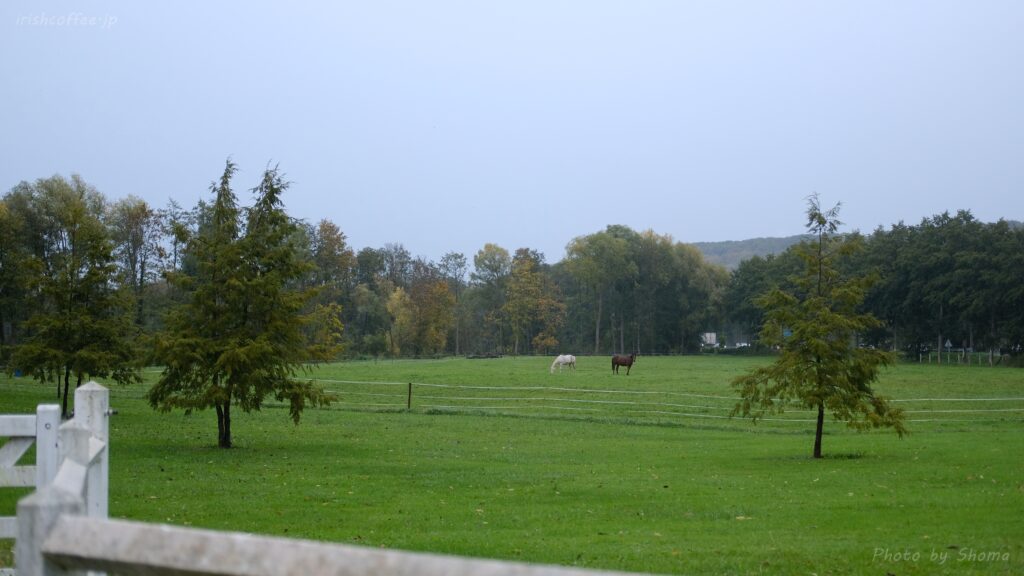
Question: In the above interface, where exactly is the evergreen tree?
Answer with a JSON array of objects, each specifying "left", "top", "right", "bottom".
[
  {"left": 149, "top": 162, "right": 340, "bottom": 448},
  {"left": 731, "top": 195, "right": 907, "bottom": 458}
]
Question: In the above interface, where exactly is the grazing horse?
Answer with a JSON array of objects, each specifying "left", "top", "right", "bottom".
[
  {"left": 611, "top": 352, "right": 637, "bottom": 375},
  {"left": 550, "top": 354, "right": 576, "bottom": 373}
]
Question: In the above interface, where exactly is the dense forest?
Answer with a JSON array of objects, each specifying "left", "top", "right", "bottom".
[{"left": 2, "top": 173, "right": 1022, "bottom": 380}]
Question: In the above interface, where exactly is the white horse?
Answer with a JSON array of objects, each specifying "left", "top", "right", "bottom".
[{"left": 550, "top": 354, "right": 576, "bottom": 373}]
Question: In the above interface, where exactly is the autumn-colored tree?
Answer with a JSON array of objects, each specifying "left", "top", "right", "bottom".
[
  {"left": 504, "top": 248, "right": 565, "bottom": 355},
  {"left": 386, "top": 286, "right": 413, "bottom": 356}
]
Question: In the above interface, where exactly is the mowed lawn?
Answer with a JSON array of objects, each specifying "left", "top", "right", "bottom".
[{"left": 2, "top": 355, "right": 1022, "bottom": 575}]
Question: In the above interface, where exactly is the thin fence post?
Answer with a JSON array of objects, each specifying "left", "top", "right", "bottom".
[
  {"left": 407, "top": 383, "right": 413, "bottom": 410},
  {"left": 35, "top": 405, "right": 60, "bottom": 489}
]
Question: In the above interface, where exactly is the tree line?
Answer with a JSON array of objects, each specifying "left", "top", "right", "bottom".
[
  {"left": 3, "top": 170, "right": 1022, "bottom": 389},
  {"left": 725, "top": 211, "right": 1024, "bottom": 363}
]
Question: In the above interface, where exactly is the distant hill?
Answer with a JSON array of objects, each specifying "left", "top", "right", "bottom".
[
  {"left": 692, "top": 236, "right": 805, "bottom": 270},
  {"left": 695, "top": 220, "right": 1023, "bottom": 270}
]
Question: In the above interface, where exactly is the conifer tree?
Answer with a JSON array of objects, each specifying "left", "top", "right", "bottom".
[
  {"left": 149, "top": 161, "right": 340, "bottom": 448},
  {"left": 731, "top": 195, "right": 907, "bottom": 458}
]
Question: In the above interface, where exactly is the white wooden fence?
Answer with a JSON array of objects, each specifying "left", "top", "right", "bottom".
[
  {"left": 1, "top": 404, "right": 60, "bottom": 540},
  {"left": 9, "top": 383, "right": 646, "bottom": 576}
]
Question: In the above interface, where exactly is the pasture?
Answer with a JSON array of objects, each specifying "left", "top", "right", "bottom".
[{"left": 2, "top": 355, "right": 1022, "bottom": 574}]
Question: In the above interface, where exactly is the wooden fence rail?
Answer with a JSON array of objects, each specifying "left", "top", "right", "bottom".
[
  {"left": 37, "top": 515, "right": 635, "bottom": 576},
  {"left": 0, "top": 404, "right": 60, "bottom": 540}
]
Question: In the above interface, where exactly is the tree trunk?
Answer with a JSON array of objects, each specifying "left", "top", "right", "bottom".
[
  {"left": 61, "top": 366, "right": 72, "bottom": 419},
  {"left": 609, "top": 312, "right": 615, "bottom": 353},
  {"left": 137, "top": 259, "right": 147, "bottom": 327},
  {"left": 455, "top": 318, "right": 461, "bottom": 356},
  {"left": 813, "top": 403, "right": 825, "bottom": 459},
  {"left": 619, "top": 315, "right": 625, "bottom": 354},
  {"left": 989, "top": 313, "right": 996, "bottom": 367},
  {"left": 216, "top": 402, "right": 232, "bottom": 448},
  {"left": 593, "top": 292, "right": 603, "bottom": 355}
]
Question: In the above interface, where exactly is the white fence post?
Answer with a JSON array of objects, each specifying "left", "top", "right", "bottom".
[
  {"left": 15, "top": 416, "right": 94, "bottom": 576},
  {"left": 2, "top": 404, "right": 61, "bottom": 547},
  {"left": 72, "top": 383, "right": 108, "bottom": 519},
  {"left": 10, "top": 384, "right": 109, "bottom": 576},
  {"left": 35, "top": 405, "right": 60, "bottom": 489},
  {"left": 15, "top": 486, "right": 83, "bottom": 576}
]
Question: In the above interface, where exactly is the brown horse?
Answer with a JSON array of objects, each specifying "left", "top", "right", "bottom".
[{"left": 611, "top": 352, "right": 637, "bottom": 375}]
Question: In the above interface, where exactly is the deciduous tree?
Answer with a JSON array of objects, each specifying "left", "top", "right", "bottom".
[
  {"left": 8, "top": 175, "right": 140, "bottom": 417},
  {"left": 504, "top": 249, "right": 565, "bottom": 355},
  {"left": 565, "top": 229, "right": 635, "bottom": 354},
  {"left": 439, "top": 252, "right": 468, "bottom": 355},
  {"left": 470, "top": 244, "right": 511, "bottom": 353},
  {"left": 107, "top": 196, "right": 164, "bottom": 327}
]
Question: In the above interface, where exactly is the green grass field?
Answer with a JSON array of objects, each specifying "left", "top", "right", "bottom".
[{"left": 2, "top": 355, "right": 1022, "bottom": 575}]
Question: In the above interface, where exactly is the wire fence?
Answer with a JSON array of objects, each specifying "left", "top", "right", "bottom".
[
  {"left": 4, "top": 376, "right": 1021, "bottom": 430},
  {"left": 314, "top": 378, "right": 1024, "bottom": 429}
]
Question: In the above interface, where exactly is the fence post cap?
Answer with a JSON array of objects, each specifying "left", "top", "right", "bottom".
[{"left": 78, "top": 381, "right": 108, "bottom": 392}]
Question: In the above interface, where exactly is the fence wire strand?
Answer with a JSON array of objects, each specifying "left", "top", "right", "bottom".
[{"left": 316, "top": 378, "right": 1024, "bottom": 428}]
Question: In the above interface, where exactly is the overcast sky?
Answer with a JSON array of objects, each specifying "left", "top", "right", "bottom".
[{"left": 2, "top": 1, "right": 1021, "bottom": 264}]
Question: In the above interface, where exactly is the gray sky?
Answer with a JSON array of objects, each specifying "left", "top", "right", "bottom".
[{"left": 3, "top": 1, "right": 1022, "bottom": 264}]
